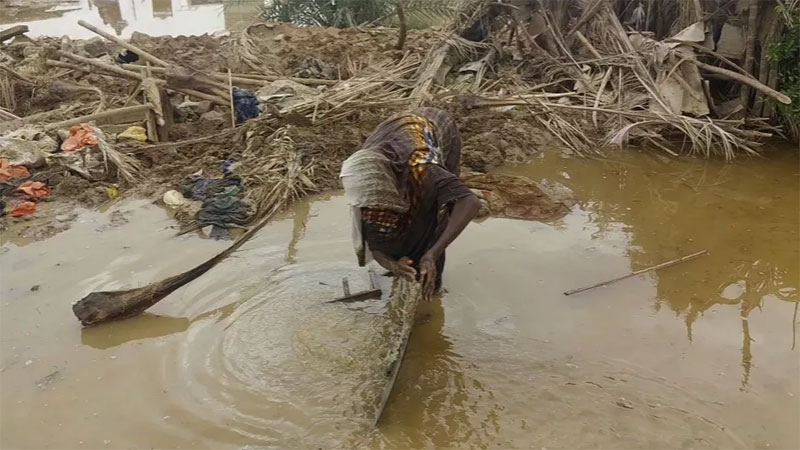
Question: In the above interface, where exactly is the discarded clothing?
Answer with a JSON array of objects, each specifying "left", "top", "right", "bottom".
[
  {"left": 61, "top": 124, "right": 98, "bottom": 152},
  {"left": 16, "top": 180, "right": 50, "bottom": 198},
  {"left": 9, "top": 201, "right": 36, "bottom": 217},
  {"left": 0, "top": 158, "right": 30, "bottom": 181},
  {"left": 196, "top": 192, "right": 250, "bottom": 240},
  {"left": 115, "top": 49, "right": 139, "bottom": 64},
  {"left": 177, "top": 172, "right": 241, "bottom": 201},
  {"left": 177, "top": 161, "right": 250, "bottom": 239},
  {"left": 51, "top": 126, "right": 142, "bottom": 183},
  {"left": 233, "top": 87, "right": 259, "bottom": 124}
]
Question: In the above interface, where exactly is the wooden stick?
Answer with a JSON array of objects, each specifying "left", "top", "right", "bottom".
[
  {"left": 43, "top": 103, "right": 154, "bottom": 130},
  {"left": 575, "top": 30, "right": 602, "bottom": 59},
  {"left": 0, "top": 25, "right": 29, "bottom": 43},
  {"left": 130, "top": 129, "right": 235, "bottom": 153},
  {"left": 56, "top": 51, "right": 145, "bottom": 81},
  {"left": 739, "top": 0, "right": 759, "bottom": 114},
  {"left": 395, "top": 0, "right": 407, "bottom": 50},
  {"left": 667, "top": 41, "right": 749, "bottom": 76},
  {"left": 564, "top": 250, "right": 708, "bottom": 296},
  {"left": 342, "top": 278, "right": 351, "bottom": 296},
  {"left": 326, "top": 288, "right": 382, "bottom": 304},
  {"left": 144, "top": 63, "right": 159, "bottom": 143},
  {"left": 691, "top": 60, "right": 791, "bottom": 105},
  {"left": 47, "top": 60, "right": 228, "bottom": 106},
  {"left": 228, "top": 68, "right": 237, "bottom": 127},
  {"left": 78, "top": 19, "right": 169, "bottom": 67},
  {"left": 122, "top": 64, "right": 337, "bottom": 86}
]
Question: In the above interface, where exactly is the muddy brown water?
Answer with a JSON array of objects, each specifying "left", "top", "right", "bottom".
[
  {"left": 1, "top": 148, "right": 799, "bottom": 448},
  {"left": 0, "top": 0, "right": 262, "bottom": 39}
]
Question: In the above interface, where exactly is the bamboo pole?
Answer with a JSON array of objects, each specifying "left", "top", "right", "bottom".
[
  {"left": 43, "top": 104, "right": 154, "bottom": 130},
  {"left": 575, "top": 30, "right": 602, "bottom": 59},
  {"left": 47, "top": 59, "right": 228, "bottom": 106},
  {"left": 78, "top": 19, "right": 169, "bottom": 67},
  {"left": 739, "top": 0, "right": 759, "bottom": 114},
  {"left": 228, "top": 68, "right": 236, "bottom": 128},
  {"left": 56, "top": 51, "right": 145, "bottom": 81},
  {"left": 691, "top": 60, "right": 792, "bottom": 105},
  {"left": 121, "top": 64, "right": 337, "bottom": 86},
  {"left": 564, "top": 250, "right": 708, "bottom": 296}
]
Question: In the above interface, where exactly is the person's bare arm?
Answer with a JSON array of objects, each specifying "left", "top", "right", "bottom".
[
  {"left": 419, "top": 194, "right": 480, "bottom": 299},
  {"left": 372, "top": 249, "right": 416, "bottom": 281}
]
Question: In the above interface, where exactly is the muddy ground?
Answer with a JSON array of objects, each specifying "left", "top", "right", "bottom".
[{"left": 2, "top": 23, "right": 566, "bottom": 241}]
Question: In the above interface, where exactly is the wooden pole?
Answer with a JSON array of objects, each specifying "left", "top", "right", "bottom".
[
  {"left": 77, "top": 19, "right": 169, "bottom": 67},
  {"left": 56, "top": 51, "right": 145, "bottom": 81},
  {"left": 691, "top": 60, "right": 792, "bottom": 105},
  {"left": 395, "top": 0, "right": 407, "bottom": 50},
  {"left": 121, "top": 64, "right": 337, "bottom": 86},
  {"left": 228, "top": 69, "right": 236, "bottom": 127},
  {"left": 563, "top": 250, "right": 708, "bottom": 296},
  {"left": 739, "top": 0, "right": 759, "bottom": 115},
  {"left": 0, "top": 25, "right": 29, "bottom": 43},
  {"left": 144, "top": 63, "right": 159, "bottom": 143},
  {"left": 47, "top": 59, "right": 228, "bottom": 106},
  {"left": 44, "top": 104, "right": 154, "bottom": 130}
]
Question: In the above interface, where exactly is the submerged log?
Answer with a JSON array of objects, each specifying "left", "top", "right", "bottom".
[{"left": 73, "top": 209, "right": 279, "bottom": 327}]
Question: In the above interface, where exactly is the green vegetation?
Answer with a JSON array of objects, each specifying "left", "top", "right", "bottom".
[
  {"left": 767, "top": 2, "right": 800, "bottom": 131},
  {"left": 258, "top": 0, "right": 460, "bottom": 28}
]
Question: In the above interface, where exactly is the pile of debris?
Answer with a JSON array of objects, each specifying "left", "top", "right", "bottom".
[{"left": 1, "top": 0, "right": 794, "bottom": 235}]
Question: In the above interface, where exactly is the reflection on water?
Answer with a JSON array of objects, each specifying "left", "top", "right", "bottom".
[
  {"left": 1, "top": 150, "right": 798, "bottom": 448},
  {"left": 499, "top": 148, "right": 799, "bottom": 389},
  {"left": 0, "top": 0, "right": 265, "bottom": 38}
]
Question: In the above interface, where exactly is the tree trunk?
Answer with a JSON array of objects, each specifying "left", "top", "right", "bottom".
[{"left": 739, "top": 0, "right": 759, "bottom": 117}]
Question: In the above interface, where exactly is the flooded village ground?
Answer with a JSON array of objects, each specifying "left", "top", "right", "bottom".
[{"left": 1, "top": 1, "right": 800, "bottom": 449}]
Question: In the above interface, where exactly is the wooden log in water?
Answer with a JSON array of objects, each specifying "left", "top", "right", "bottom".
[{"left": 72, "top": 209, "right": 280, "bottom": 327}]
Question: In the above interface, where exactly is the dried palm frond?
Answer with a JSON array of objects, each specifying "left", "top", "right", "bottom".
[{"left": 238, "top": 126, "right": 319, "bottom": 219}]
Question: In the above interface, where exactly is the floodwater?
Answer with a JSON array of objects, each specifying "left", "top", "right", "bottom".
[
  {"left": 1, "top": 148, "right": 799, "bottom": 448},
  {"left": 0, "top": 0, "right": 264, "bottom": 39}
]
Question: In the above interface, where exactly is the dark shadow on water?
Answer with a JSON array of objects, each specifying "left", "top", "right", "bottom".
[{"left": 81, "top": 300, "right": 241, "bottom": 349}]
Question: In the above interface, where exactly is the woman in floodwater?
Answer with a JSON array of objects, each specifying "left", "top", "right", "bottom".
[{"left": 340, "top": 107, "right": 480, "bottom": 299}]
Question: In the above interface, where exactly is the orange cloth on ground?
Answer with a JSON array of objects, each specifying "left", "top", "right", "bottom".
[
  {"left": 9, "top": 202, "right": 36, "bottom": 217},
  {"left": 61, "top": 123, "right": 98, "bottom": 152},
  {"left": 0, "top": 158, "right": 30, "bottom": 180},
  {"left": 16, "top": 180, "right": 50, "bottom": 198}
]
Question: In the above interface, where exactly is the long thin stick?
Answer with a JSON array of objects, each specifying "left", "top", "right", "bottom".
[
  {"left": 564, "top": 250, "right": 708, "bottom": 296},
  {"left": 78, "top": 19, "right": 169, "bottom": 67},
  {"left": 43, "top": 104, "right": 153, "bottom": 130},
  {"left": 228, "top": 68, "right": 236, "bottom": 127},
  {"left": 691, "top": 60, "right": 791, "bottom": 105}
]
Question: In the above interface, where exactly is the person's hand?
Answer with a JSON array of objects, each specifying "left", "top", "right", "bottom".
[
  {"left": 419, "top": 251, "right": 438, "bottom": 301},
  {"left": 390, "top": 256, "right": 416, "bottom": 282}
]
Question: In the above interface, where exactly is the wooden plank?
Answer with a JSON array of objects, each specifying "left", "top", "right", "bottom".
[{"left": 0, "top": 25, "right": 29, "bottom": 43}]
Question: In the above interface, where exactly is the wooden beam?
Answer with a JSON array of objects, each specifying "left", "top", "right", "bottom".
[
  {"left": 43, "top": 104, "right": 154, "bottom": 130},
  {"left": 77, "top": 20, "right": 169, "bottom": 67},
  {"left": 0, "top": 25, "right": 29, "bottom": 43}
]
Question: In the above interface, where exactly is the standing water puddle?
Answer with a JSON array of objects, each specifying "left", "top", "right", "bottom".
[
  {"left": 0, "top": 0, "right": 264, "bottom": 39},
  {"left": 1, "top": 149, "right": 798, "bottom": 448}
]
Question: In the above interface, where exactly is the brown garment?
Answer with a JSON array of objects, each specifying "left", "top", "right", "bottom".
[{"left": 361, "top": 108, "right": 473, "bottom": 274}]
